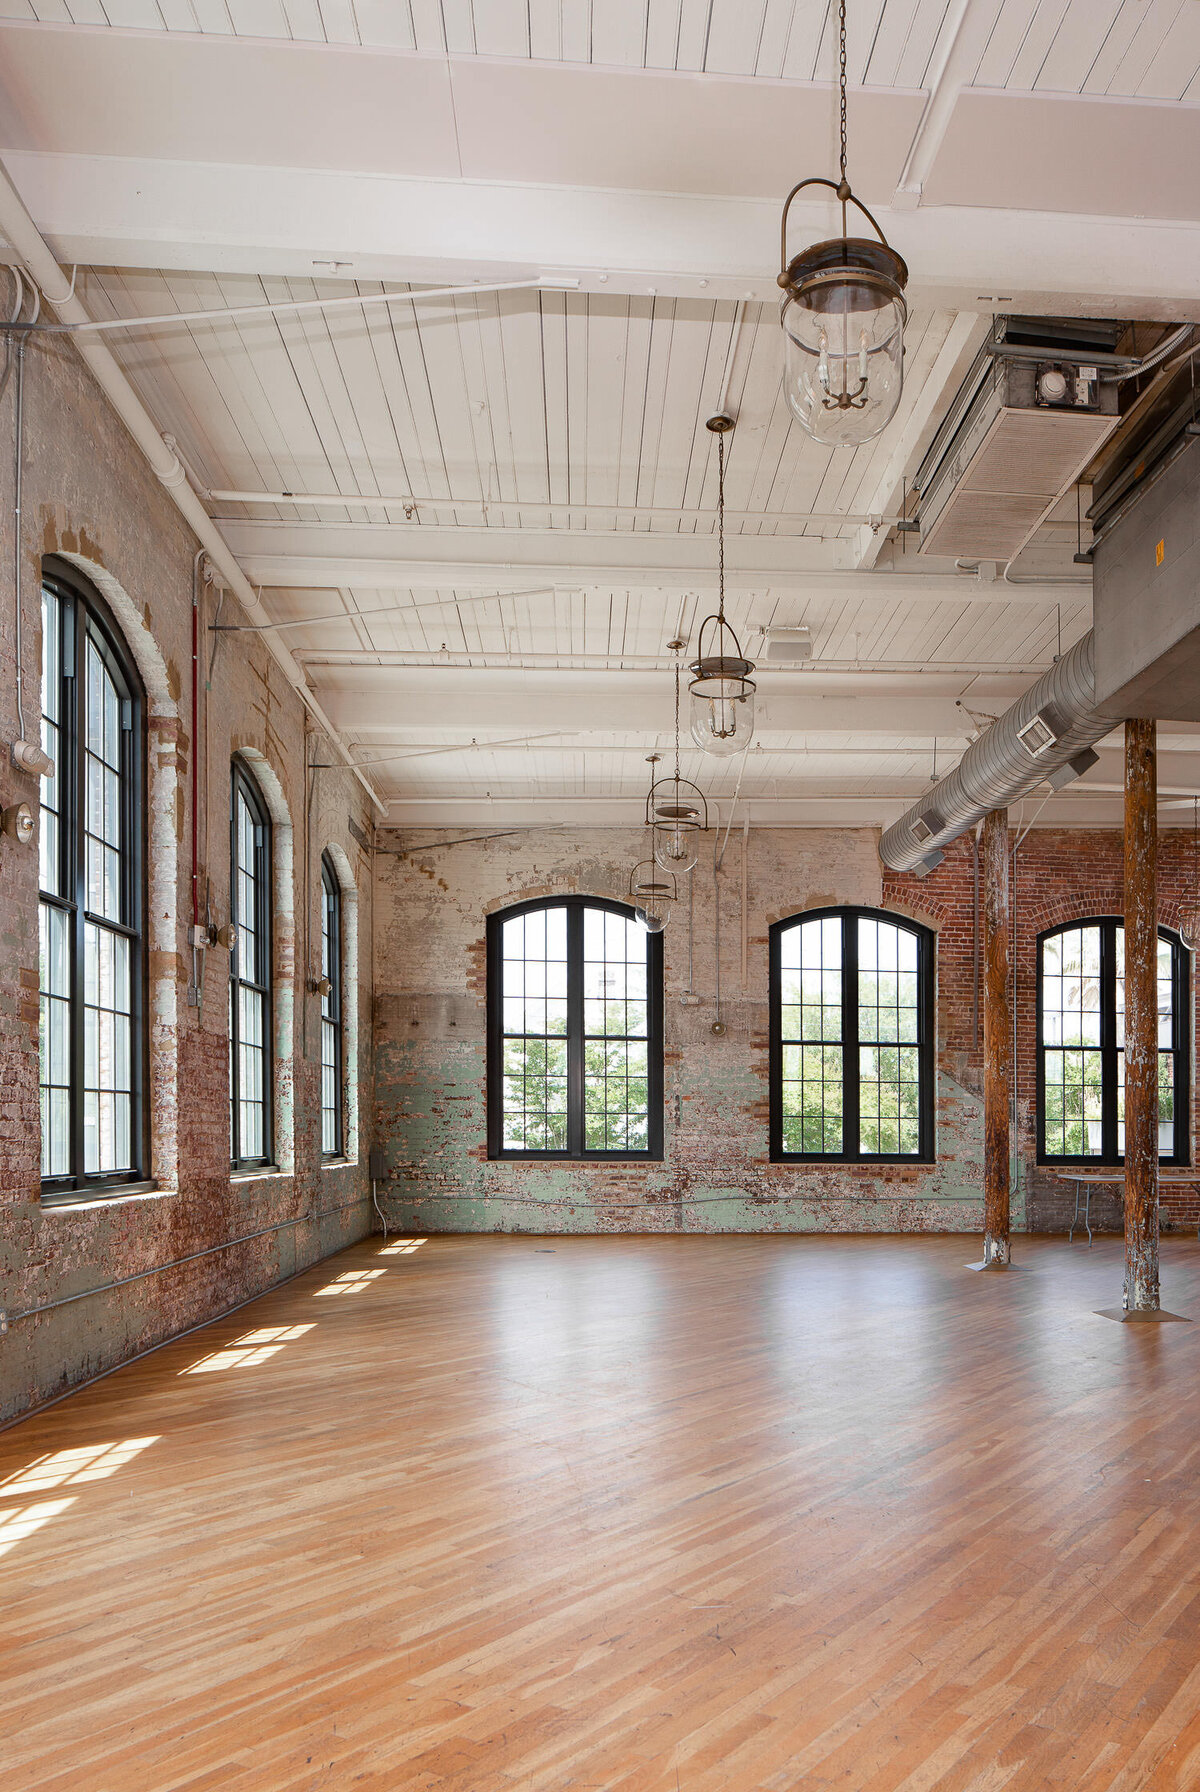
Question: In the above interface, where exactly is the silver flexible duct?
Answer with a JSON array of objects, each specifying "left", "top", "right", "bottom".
[{"left": 879, "top": 631, "right": 1116, "bottom": 871}]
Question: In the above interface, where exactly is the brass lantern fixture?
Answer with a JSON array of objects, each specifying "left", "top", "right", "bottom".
[
  {"left": 650, "top": 654, "right": 708, "bottom": 873},
  {"left": 629, "top": 861, "right": 676, "bottom": 934},
  {"left": 689, "top": 415, "right": 755, "bottom": 758},
  {"left": 630, "top": 757, "right": 677, "bottom": 932},
  {"left": 778, "top": 0, "right": 908, "bottom": 448}
]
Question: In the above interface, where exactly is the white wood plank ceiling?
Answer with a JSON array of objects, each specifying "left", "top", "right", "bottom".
[
  {"left": 3, "top": 2, "right": 1200, "bottom": 822},
  {"left": 5, "top": 1, "right": 1200, "bottom": 100}
]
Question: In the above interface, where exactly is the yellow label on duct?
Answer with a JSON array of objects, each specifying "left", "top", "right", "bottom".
[{"left": 1156, "top": 539, "right": 1165, "bottom": 566}]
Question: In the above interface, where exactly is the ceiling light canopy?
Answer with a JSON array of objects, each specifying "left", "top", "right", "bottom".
[
  {"left": 689, "top": 415, "right": 756, "bottom": 758},
  {"left": 777, "top": 0, "right": 908, "bottom": 449}
]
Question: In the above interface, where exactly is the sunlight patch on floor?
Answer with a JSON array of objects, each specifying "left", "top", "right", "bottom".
[{"left": 183, "top": 1324, "right": 315, "bottom": 1374}]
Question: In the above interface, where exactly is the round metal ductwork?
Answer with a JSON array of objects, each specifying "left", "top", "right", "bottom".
[{"left": 879, "top": 631, "right": 1117, "bottom": 873}]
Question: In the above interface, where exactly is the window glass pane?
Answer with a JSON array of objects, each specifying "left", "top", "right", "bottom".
[
  {"left": 82, "top": 923, "right": 133, "bottom": 1175},
  {"left": 39, "top": 902, "right": 72, "bottom": 1178},
  {"left": 83, "top": 638, "right": 124, "bottom": 924},
  {"left": 39, "top": 586, "right": 62, "bottom": 897},
  {"left": 858, "top": 918, "right": 919, "bottom": 1061},
  {"left": 779, "top": 916, "right": 846, "bottom": 1152}
]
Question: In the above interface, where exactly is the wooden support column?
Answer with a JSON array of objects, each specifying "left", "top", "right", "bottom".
[
  {"left": 1124, "top": 718, "right": 1160, "bottom": 1313},
  {"left": 981, "top": 809, "right": 1012, "bottom": 1267}
]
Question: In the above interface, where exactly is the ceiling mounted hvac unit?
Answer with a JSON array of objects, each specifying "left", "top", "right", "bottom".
[{"left": 914, "top": 319, "right": 1123, "bottom": 564}]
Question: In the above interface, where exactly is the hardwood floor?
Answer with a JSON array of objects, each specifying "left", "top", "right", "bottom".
[{"left": 4, "top": 1233, "right": 1200, "bottom": 1791}]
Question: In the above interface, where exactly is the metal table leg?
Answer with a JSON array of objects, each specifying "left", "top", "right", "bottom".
[{"left": 1068, "top": 1178, "right": 1093, "bottom": 1246}]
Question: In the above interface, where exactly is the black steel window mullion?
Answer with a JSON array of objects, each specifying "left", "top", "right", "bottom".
[
  {"left": 488, "top": 897, "right": 661, "bottom": 1161},
  {"left": 566, "top": 904, "right": 584, "bottom": 1158},
  {"left": 69, "top": 596, "right": 87, "bottom": 1185},
  {"left": 230, "top": 767, "right": 273, "bottom": 1170},
  {"left": 321, "top": 862, "right": 344, "bottom": 1158},
  {"left": 770, "top": 907, "right": 934, "bottom": 1165},
  {"left": 918, "top": 928, "right": 935, "bottom": 1162},
  {"left": 842, "top": 913, "right": 860, "bottom": 1161},
  {"left": 1035, "top": 939, "right": 1047, "bottom": 1162},
  {"left": 40, "top": 569, "right": 144, "bottom": 1195},
  {"left": 1101, "top": 919, "right": 1119, "bottom": 1164},
  {"left": 229, "top": 782, "right": 242, "bottom": 1165},
  {"left": 1173, "top": 942, "right": 1190, "bottom": 1162}
]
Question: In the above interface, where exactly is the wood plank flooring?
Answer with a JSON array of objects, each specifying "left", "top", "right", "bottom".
[{"left": 4, "top": 1233, "right": 1200, "bottom": 1791}]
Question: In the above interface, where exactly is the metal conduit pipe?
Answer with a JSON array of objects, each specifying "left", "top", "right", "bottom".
[
  {"left": 0, "top": 155, "right": 386, "bottom": 817},
  {"left": 879, "top": 631, "right": 1117, "bottom": 871}
]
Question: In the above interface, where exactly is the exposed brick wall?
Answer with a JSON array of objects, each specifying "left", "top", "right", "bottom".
[
  {"left": 886, "top": 823, "right": 1200, "bottom": 1235},
  {"left": 0, "top": 332, "right": 376, "bottom": 1425},
  {"left": 374, "top": 820, "right": 1198, "bottom": 1239}
]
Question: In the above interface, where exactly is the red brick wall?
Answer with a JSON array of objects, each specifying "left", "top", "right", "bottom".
[{"left": 886, "top": 824, "right": 1199, "bottom": 1232}]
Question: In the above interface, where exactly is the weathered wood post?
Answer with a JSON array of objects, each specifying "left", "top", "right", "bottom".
[
  {"left": 982, "top": 809, "right": 1012, "bottom": 1267},
  {"left": 1124, "top": 717, "right": 1160, "bottom": 1313}
]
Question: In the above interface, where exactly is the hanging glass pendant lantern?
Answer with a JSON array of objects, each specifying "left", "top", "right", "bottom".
[
  {"left": 651, "top": 654, "right": 708, "bottom": 872},
  {"left": 777, "top": 0, "right": 908, "bottom": 448},
  {"left": 629, "top": 860, "right": 676, "bottom": 934},
  {"left": 689, "top": 415, "right": 755, "bottom": 759}
]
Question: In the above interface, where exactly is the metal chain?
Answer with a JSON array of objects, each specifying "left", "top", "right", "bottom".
[
  {"left": 673, "top": 651, "right": 682, "bottom": 780},
  {"left": 717, "top": 429, "right": 726, "bottom": 623},
  {"left": 839, "top": 0, "right": 848, "bottom": 184}
]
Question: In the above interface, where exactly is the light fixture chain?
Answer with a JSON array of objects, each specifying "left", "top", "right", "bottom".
[
  {"left": 717, "top": 429, "right": 726, "bottom": 624},
  {"left": 673, "top": 653, "right": 682, "bottom": 781},
  {"left": 838, "top": 0, "right": 848, "bottom": 185}
]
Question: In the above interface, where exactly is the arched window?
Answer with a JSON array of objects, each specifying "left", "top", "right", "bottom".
[
  {"left": 487, "top": 897, "right": 663, "bottom": 1160},
  {"left": 770, "top": 907, "right": 935, "bottom": 1163},
  {"left": 320, "top": 852, "right": 343, "bottom": 1158},
  {"left": 230, "top": 762, "right": 273, "bottom": 1169},
  {"left": 38, "top": 559, "right": 146, "bottom": 1196},
  {"left": 1038, "top": 919, "right": 1188, "bottom": 1164}
]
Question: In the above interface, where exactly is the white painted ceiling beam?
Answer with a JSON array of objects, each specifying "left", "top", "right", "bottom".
[
  {"left": 7, "top": 150, "right": 1200, "bottom": 319},
  {"left": 226, "top": 524, "right": 1084, "bottom": 602},
  {"left": 309, "top": 674, "right": 1069, "bottom": 739}
]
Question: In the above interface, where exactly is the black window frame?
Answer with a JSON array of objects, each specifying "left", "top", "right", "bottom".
[
  {"left": 229, "top": 760, "right": 274, "bottom": 1171},
  {"left": 769, "top": 905, "right": 936, "bottom": 1165},
  {"left": 1036, "top": 916, "right": 1189, "bottom": 1167},
  {"left": 486, "top": 895, "right": 664, "bottom": 1162},
  {"left": 320, "top": 851, "right": 344, "bottom": 1160},
  {"left": 38, "top": 557, "right": 148, "bottom": 1199}
]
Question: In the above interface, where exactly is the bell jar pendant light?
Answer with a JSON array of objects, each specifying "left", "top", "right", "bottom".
[
  {"left": 630, "top": 758, "right": 678, "bottom": 932},
  {"left": 629, "top": 860, "right": 676, "bottom": 934},
  {"left": 777, "top": 0, "right": 908, "bottom": 448},
  {"left": 689, "top": 416, "right": 756, "bottom": 758},
  {"left": 650, "top": 655, "right": 709, "bottom": 873}
]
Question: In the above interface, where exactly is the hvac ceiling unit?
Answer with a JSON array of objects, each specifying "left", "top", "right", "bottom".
[{"left": 914, "top": 319, "right": 1122, "bottom": 563}]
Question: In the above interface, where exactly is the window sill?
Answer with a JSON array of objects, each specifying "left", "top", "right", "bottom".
[
  {"left": 321, "top": 1156, "right": 355, "bottom": 1170},
  {"left": 41, "top": 1180, "right": 167, "bottom": 1212},
  {"left": 230, "top": 1165, "right": 290, "bottom": 1184}
]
